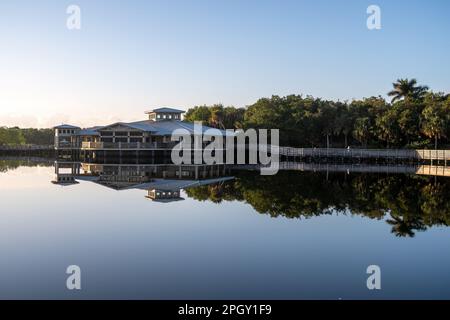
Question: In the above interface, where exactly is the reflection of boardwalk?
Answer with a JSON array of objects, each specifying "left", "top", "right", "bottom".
[
  {"left": 416, "top": 165, "right": 450, "bottom": 177},
  {"left": 234, "top": 162, "right": 450, "bottom": 177},
  {"left": 279, "top": 147, "right": 450, "bottom": 163},
  {"left": 279, "top": 162, "right": 450, "bottom": 177}
]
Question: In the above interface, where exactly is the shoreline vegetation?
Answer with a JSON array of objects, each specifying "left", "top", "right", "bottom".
[
  {"left": 1, "top": 79, "right": 449, "bottom": 150},
  {"left": 185, "top": 79, "right": 450, "bottom": 149}
]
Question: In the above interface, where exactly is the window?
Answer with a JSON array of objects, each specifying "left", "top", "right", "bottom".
[
  {"left": 115, "top": 138, "right": 128, "bottom": 143},
  {"left": 157, "top": 114, "right": 161, "bottom": 119},
  {"left": 130, "top": 138, "right": 142, "bottom": 143},
  {"left": 115, "top": 131, "right": 128, "bottom": 136},
  {"left": 100, "top": 131, "right": 113, "bottom": 136},
  {"left": 130, "top": 131, "right": 142, "bottom": 136},
  {"left": 163, "top": 114, "right": 166, "bottom": 119},
  {"left": 168, "top": 115, "right": 172, "bottom": 119}
]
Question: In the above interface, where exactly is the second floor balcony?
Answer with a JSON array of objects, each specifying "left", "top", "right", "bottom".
[{"left": 81, "top": 141, "right": 179, "bottom": 150}]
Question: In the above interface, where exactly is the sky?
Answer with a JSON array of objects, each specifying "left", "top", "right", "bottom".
[{"left": 0, "top": 0, "right": 449, "bottom": 128}]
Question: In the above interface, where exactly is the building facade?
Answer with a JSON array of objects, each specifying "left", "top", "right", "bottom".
[{"left": 53, "top": 107, "right": 227, "bottom": 162}]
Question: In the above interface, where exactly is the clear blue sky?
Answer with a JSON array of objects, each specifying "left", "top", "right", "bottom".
[{"left": 1, "top": 0, "right": 449, "bottom": 127}]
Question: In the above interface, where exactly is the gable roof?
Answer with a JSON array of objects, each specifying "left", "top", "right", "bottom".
[{"left": 145, "top": 107, "right": 185, "bottom": 114}]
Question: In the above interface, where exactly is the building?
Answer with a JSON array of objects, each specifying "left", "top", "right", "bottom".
[
  {"left": 53, "top": 107, "right": 229, "bottom": 162},
  {"left": 54, "top": 107, "right": 189, "bottom": 150}
]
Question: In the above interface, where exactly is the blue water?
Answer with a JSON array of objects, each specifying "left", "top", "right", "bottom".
[{"left": 0, "top": 162, "right": 449, "bottom": 299}]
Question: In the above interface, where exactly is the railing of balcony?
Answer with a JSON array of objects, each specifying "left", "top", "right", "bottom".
[{"left": 81, "top": 141, "right": 179, "bottom": 149}]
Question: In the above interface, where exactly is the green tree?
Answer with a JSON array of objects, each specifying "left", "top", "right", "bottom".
[
  {"left": 184, "top": 106, "right": 212, "bottom": 125},
  {"left": 353, "top": 117, "right": 371, "bottom": 147},
  {"left": 376, "top": 108, "right": 401, "bottom": 147},
  {"left": 397, "top": 103, "right": 422, "bottom": 146},
  {"left": 0, "top": 127, "right": 26, "bottom": 145},
  {"left": 421, "top": 93, "right": 449, "bottom": 149}
]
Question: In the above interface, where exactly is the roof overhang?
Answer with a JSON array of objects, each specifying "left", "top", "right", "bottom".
[{"left": 145, "top": 108, "right": 186, "bottom": 114}]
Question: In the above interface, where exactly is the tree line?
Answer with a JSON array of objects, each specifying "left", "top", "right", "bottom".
[
  {"left": 0, "top": 127, "right": 54, "bottom": 146},
  {"left": 185, "top": 79, "right": 450, "bottom": 149}
]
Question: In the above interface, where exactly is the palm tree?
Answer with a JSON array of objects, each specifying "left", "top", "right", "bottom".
[{"left": 388, "top": 78, "right": 429, "bottom": 103}]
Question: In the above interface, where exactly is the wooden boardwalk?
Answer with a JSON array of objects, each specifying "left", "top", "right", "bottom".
[
  {"left": 0, "top": 145, "right": 54, "bottom": 156},
  {"left": 279, "top": 147, "right": 450, "bottom": 162}
]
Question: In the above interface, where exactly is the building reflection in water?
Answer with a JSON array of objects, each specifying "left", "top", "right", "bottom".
[{"left": 52, "top": 161, "right": 234, "bottom": 202}]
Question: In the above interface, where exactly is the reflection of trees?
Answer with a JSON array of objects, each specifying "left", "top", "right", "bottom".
[
  {"left": 0, "top": 159, "right": 51, "bottom": 173},
  {"left": 186, "top": 182, "right": 244, "bottom": 204},
  {"left": 185, "top": 171, "right": 450, "bottom": 237}
]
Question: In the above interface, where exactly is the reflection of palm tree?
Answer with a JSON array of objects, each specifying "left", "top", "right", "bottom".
[
  {"left": 388, "top": 78, "right": 429, "bottom": 103},
  {"left": 386, "top": 213, "right": 426, "bottom": 237}
]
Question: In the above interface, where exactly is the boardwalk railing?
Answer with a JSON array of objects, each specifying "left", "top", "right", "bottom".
[
  {"left": 279, "top": 147, "right": 450, "bottom": 161},
  {"left": 75, "top": 142, "right": 450, "bottom": 162},
  {"left": 81, "top": 141, "right": 178, "bottom": 150},
  {"left": 415, "top": 149, "right": 450, "bottom": 160},
  {"left": 0, "top": 145, "right": 53, "bottom": 151}
]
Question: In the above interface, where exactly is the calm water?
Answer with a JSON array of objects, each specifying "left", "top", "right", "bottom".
[{"left": 1, "top": 158, "right": 450, "bottom": 299}]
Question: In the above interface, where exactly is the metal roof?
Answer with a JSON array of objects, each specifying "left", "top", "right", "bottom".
[
  {"left": 53, "top": 124, "right": 80, "bottom": 129},
  {"left": 76, "top": 127, "right": 101, "bottom": 136},
  {"left": 56, "top": 119, "right": 235, "bottom": 137},
  {"left": 124, "top": 176, "right": 235, "bottom": 191},
  {"left": 98, "top": 120, "right": 233, "bottom": 136}
]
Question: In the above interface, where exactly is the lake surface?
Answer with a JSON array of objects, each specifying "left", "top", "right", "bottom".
[{"left": 1, "top": 158, "right": 450, "bottom": 299}]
